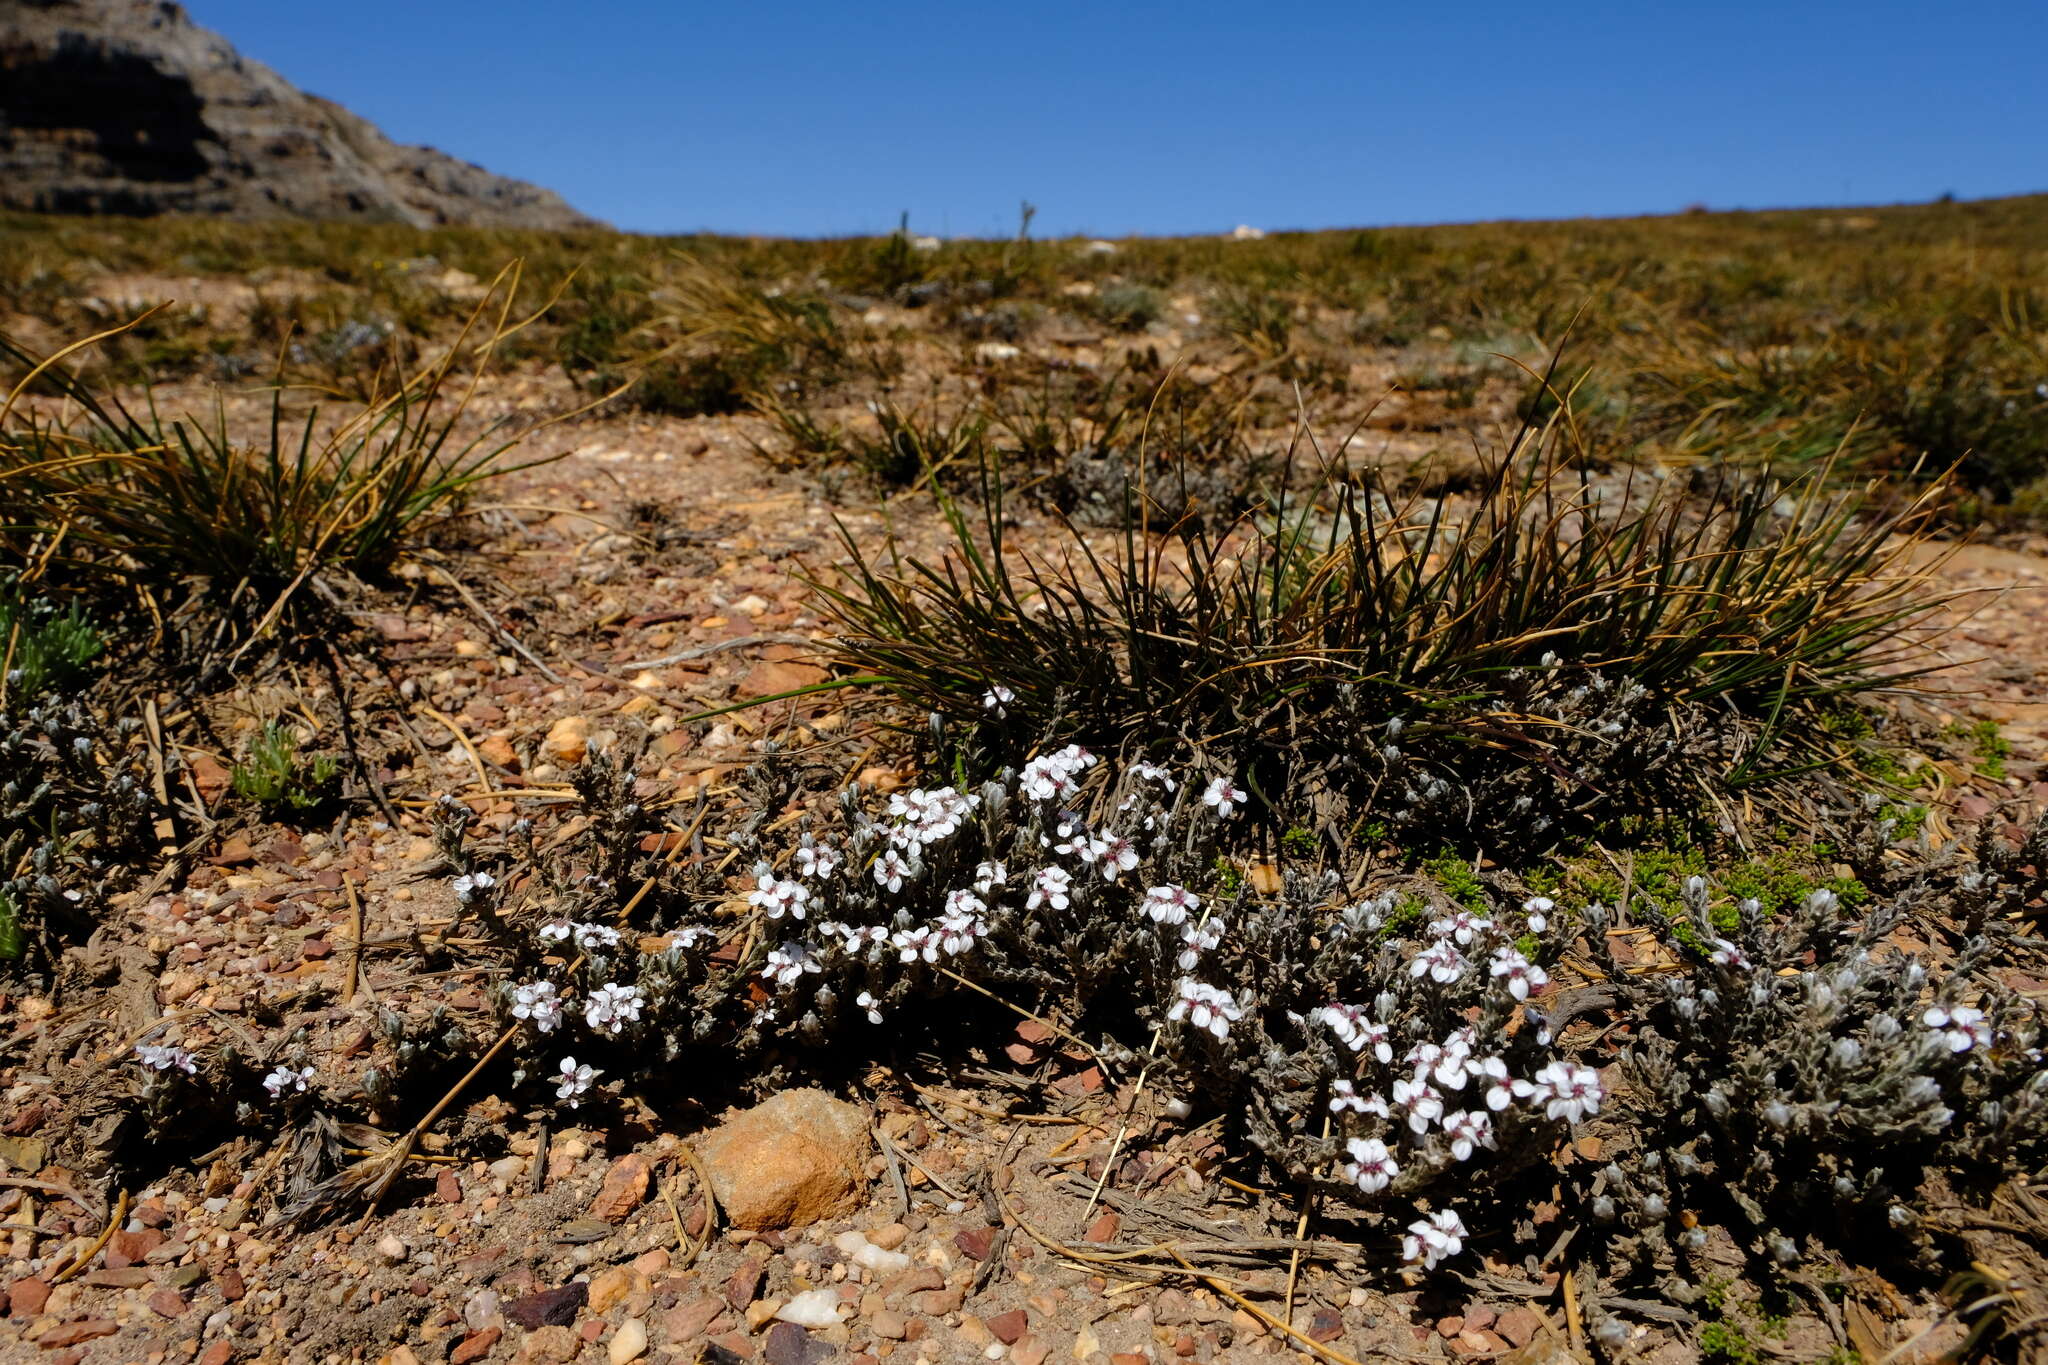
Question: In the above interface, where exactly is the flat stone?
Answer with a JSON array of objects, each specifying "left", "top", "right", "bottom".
[
  {"left": 504, "top": 1282, "right": 588, "bottom": 1329},
  {"left": 451, "top": 1328, "right": 501, "bottom": 1364},
  {"left": 591, "top": 1154, "right": 652, "bottom": 1221}
]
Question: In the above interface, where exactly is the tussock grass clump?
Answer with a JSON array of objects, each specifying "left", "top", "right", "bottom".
[
  {"left": 0, "top": 267, "right": 564, "bottom": 608},
  {"left": 815, "top": 408, "right": 1957, "bottom": 851}
]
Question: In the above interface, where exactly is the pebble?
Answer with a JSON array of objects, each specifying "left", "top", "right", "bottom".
[
  {"left": 608, "top": 1318, "right": 648, "bottom": 1365},
  {"left": 776, "top": 1288, "right": 847, "bottom": 1328},
  {"left": 376, "top": 1233, "right": 410, "bottom": 1264}
]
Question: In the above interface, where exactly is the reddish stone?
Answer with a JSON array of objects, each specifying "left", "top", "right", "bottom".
[
  {"left": 1307, "top": 1309, "right": 1345, "bottom": 1343},
  {"left": 1083, "top": 1211, "right": 1120, "bottom": 1243},
  {"left": 953, "top": 1226, "right": 995, "bottom": 1261},
  {"left": 590, "top": 1153, "right": 652, "bottom": 1220},
  {"left": 1437, "top": 1315, "right": 1466, "bottom": 1339},
  {"left": 106, "top": 1228, "right": 164, "bottom": 1268},
  {"left": 148, "top": 1288, "right": 187, "bottom": 1318},
  {"left": 199, "top": 1341, "right": 233, "bottom": 1365},
  {"left": 708, "top": 1332, "right": 756, "bottom": 1360},
  {"left": 214, "top": 1262, "right": 246, "bottom": 1301},
  {"left": 36, "top": 1320, "right": 120, "bottom": 1347},
  {"left": 131, "top": 1200, "right": 172, "bottom": 1228},
  {"left": 1463, "top": 1304, "right": 1497, "bottom": 1333},
  {"left": 1173, "top": 1336, "right": 1197, "bottom": 1358},
  {"left": 985, "top": 1310, "right": 1028, "bottom": 1344},
  {"left": 578, "top": 1319, "right": 605, "bottom": 1343},
  {"left": 664, "top": 1296, "right": 727, "bottom": 1342},
  {"left": 46, "top": 1351, "right": 86, "bottom": 1365},
  {"left": 450, "top": 1328, "right": 501, "bottom": 1364},
  {"left": 724, "top": 1260, "right": 765, "bottom": 1309},
  {"left": 300, "top": 939, "right": 333, "bottom": 961},
  {"left": 80, "top": 1268, "right": 152, "bottom": 1289},
  {"left": 1112, "top": 1355, "right": 1148, "bottom": 1365},
  {"left": 437, "top": 1170, "right": 463, "bottom": 1204},
  {"left": 504, "top": 1282, "right": 588, "bottom": 1329},
  {"left": 1494, "top": 1307, "right": 1542, "bottom": 1349},
  {"left": 6, "top": 1276, "right": 50, "bottom": 1317}
]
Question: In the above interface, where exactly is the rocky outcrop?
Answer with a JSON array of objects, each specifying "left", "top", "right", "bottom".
[{"left": 0, "top": 0, "right": 603, "bottom": 228}]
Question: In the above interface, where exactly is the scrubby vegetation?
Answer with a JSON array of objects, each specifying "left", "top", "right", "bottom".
[{"left": 3, "top": 196, "right": 2046, "bottom": 1361}]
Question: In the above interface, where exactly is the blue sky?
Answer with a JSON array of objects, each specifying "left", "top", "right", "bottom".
[{"left": 186, "top": 1, "right": 2042, "bottom": 238}]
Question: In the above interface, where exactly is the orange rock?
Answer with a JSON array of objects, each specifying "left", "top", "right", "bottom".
[
  {"left": 694, "top": 1090, "right": 870, "bottom": 1230},
  {"left": 590, "top": 1154, "right": 652, "bottom": 1221}
]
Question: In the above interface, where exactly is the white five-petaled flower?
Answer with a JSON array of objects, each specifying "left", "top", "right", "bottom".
[
  {"left": 1402, "top": 1209, "right": 1467, "bottom": 1270},
  {"left": 1094, "top": 835, "right": 1140, "bottom": 882},
  {"left": 1522, "top": 896, "right": 1553, "bottom": 933},
  {"left": 135, "top": 1044, "right": 197, "bottom": 1074},
  {"left": 982, "top": 685, "right": 1015, "bottom": 716},
  {"left": 748, "top": 872, "right": 810, "bottom": 921},
  {"left": 1514, "top": 1060, "right": 1604, "bottom": 1124},
  {"left": 1488, "top": 946, "right": 1548, "bottom": 1001},
  {"left": 511, "top": 980, "right": 564, "bottom": 1033},
  {"left": 263, "top": 1064, "right": 316, "bottom": 1097},
  {"left": 541, "top": 921, "right": 621, "bottom": 952},
  {"left": 452, "top": 871, "right": 495, "bottom": 905},
  {"left": 1178, "top": 915, "right": 1225, "bottom": 969},
  {"left": 555, "top": 1056, "right": 599, "bottom": 1107},
  {"left": 874, "top": 849, "right": 916, "bottom": 894},
  {"left": 1026, "top": 866, "right": 1072, "bottom": 911},
  {"left": 1441, "top": 1109, "right": 1495, "bottom": 1162},
  {"left": 892, "top": 926, "right": 942, "bottom": 965},
  {"left": 856, "top": 990, "right": 884, "bottom": 1024},
  {"left": 1144, "top": 884, "right": 1200, "bottom": 926},
  {"left": 936, "top": 892, "right": 989, "bottom": 954},
  {"left": 1429, "top": 909, "right": 1494, "bottom": 946},
  {"left": 794, "top": 839, "right": 841, "bottom": 880},
  {"left": 1341, "top": 1137, "right": 1400, "bottom": 1194},
  {"left": 1924, "top": 1004, "right": 1990, "bottom": 1053},
  {"left": 973, "top": 860, "right": 1007, "bottom": 894},
  {"left": 1201, "top": 776, "right": 1248, "bottom": 818},
  {"left": 1410, "top": 940, "right": 1467, "bottom": 984},
  {"left": 1167, "top": 979, "right": 1243, "bottom": 1040},
  {"left": 583, "top": 982, "right": 645, "bottom": 1034},
  {"left": 763, "top": 941, "right": 824, "bottom": 986},
  {"left": 1391, "top": 1076, "right": 1444, "bottom": 1134}
]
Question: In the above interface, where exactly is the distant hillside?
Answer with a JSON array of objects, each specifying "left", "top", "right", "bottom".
[{"left": 0, "top": 0, "right": 603, "bottom": 229}]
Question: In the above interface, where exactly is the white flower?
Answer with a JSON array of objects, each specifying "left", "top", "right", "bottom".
[
  {"left": 1131, "top": 760, "right": 1177, "bottom": 791},
  {"left": 1329, "top": 1080, "right": 1387, "bottom": 1117},
  {"left": 874, "top": 849, "right": 916, "bottom": 894},
  {"left": 1924, "top": 1004, "right": 1990, "bottom": 1053},
  {"left": 1441, "top": 1109, "right": 1494, "bottom": 1161},
  {"left": 973, "top": 860, "right": 1007, "bottom": 894},
  {"left": 1313, "top": 1004, "right": 1392, "bottom": 1062},
  {"left": 857, "top": 990, "right": 884, "bottom": 1024},
  {"left": 1341, "top": 1137, "right": 1400, "bottom": 1194},
  {"left": 1410, "top": 940, "right": 1467, "bottom": 984},
  {"left": 1026, "top": 867, "right": 1072, "bottom": 911},
  {"left": 1167, "top": 979, "right": 1243, "bottom": 1040},
  {"left": 1020, "top": 745, "right": 1096, "bottom": 801},
  {"left": 1391, "top": 1076, "right": 1444, "bottom": 1134},
  {"left": 1522, "top": 896, "right": 1553, "bottom": 933},
  {"left": 1515, "top": 1060, "right": 1604, "bottom": 1123},
  {"left": 795, "top": 839, "right": 841, "bottom": 880},
  {"left": 1144, "top": 884, "right": 1200, "bottom": 925},
  {"left": 263, "top": 1065, "right": 315, "bottom": 1097},
  {"left": 936, "top": 892, "right": 989, "bottom": 954},
  {"left": 749, "top": 872, "right": 811, "bottom": 921},
  {"left": 1402, "top": 1209, "right": 1467, "bottom": 1270},
  {"left": 1488, "top": 947, "right": 1548, "bottom": 1001},
  {"left": 539, "top": 922, "right": 573, "bottom": 944},
  {"left": 1088, "top": 835, "right": 1139, "bottom": 882},
  {"left": 982, "top": 685, "right": 1015, "bottom": 716},
  {"left": 1428, "top": 909, "right": 1493, "bottom": 946},
  {"left": 543, "top": 920, "right": 620, "bottom": 952},
  {"left": 452, "top": 871, "right": 496, "bottom": 905},
  {"left": 763, "top": 940, "right": 824, "bottom": 985},
  {"left": 1708, "top": 938, "right": 1750, "bottom": 970},
  {"left": 583, "top": 982, "right": 645, "bottom": 1034},
  {"left": 669, "top": 927, "right": 715, "bottom": 950},
  {"left": 1475, "top": 1057, "right": 1516, "bottom": 1111},
  {"left": 1201, "top": 776, "right": 1247, "bottom": 818},
  {"left": 555, "top": 1056, "right": 599, "bottom": 1107},
  {"left": 1177, "top": 915, "right": 1225, "bottom": 969},
  {"left": 821, "top": 920, "right": 888, "bottom": 954},
  {"left": 135, "top": 1044, "right": 197, "bottom": 1074},
  {"left": 511, "top": 980, "right": 563, "bottom": 1033},
  {"left": 892, "top": 926, "right": 942, "bottom": 965},
  {"left": 887, "top": 786, "right": 980, "bottom": 852}
]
